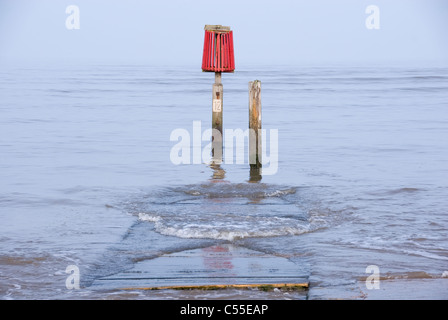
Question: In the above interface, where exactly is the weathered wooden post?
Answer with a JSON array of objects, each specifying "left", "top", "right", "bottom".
[
  {"left": 212, "top": 72, "right": 223, "bottom": 160},
  {"left": 249, "top": 80, "right": 262, "bottom": 181},
  {"left": 202, "top": 25, "right": 235, "bottom": 162}
]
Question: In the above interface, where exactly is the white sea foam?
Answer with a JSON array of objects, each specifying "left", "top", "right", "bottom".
[
  {"left": 138, "top": 212, "right": 314, "bottom": 241},
  {"left": 138, "top": 212, "right": 161, "bottom": 222},
  {"left": 264, "top": 188, "right": 297, "bottom": 197},
  {"left": 155, "top": 224, "right": 312, "bottom": 241}
]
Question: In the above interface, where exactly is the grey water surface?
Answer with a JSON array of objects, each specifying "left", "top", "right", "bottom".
[{"left": 1, "top": 63, "right": 447, "bottom": 299}]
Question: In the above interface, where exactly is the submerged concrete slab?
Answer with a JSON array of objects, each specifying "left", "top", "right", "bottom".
[{"left": 91, "top": 244, "right": 308, "bottom": 291}]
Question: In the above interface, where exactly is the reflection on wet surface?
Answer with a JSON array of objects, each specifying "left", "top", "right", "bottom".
[{"left": 90, "top": 244, "right": 309, "bottom": 292}]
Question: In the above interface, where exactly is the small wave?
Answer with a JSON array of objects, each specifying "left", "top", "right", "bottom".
[
  {"left": 137, "top": 209, "right": 327, "bottom": 241},
  {"left": 128, "top": 183, "right": 343, "bottom": 241},
  {"left": 138, "top": 212, "right": 161, "bottom": 222},
  {"left": 264, "top": 189, "right": 297, "bottom": 197},
  {"left": 156, "top": 226, "right": 311, "bottom": 242},
  {"left": 138, "top": 212, "right": 314, "bottom": 241}
]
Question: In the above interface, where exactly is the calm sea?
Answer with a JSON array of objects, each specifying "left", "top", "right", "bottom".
[{"left": 1, "top": 63, "right": 447, "bottom": 300}]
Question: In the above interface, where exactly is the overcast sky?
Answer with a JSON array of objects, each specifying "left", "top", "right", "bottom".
[{"left": 0, "top": 0, "right": 447, "bottom": 66}]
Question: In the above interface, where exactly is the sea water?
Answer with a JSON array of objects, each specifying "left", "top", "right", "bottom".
[{"left": 1, "top": 63, "right": 447, "bottom": 299}]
